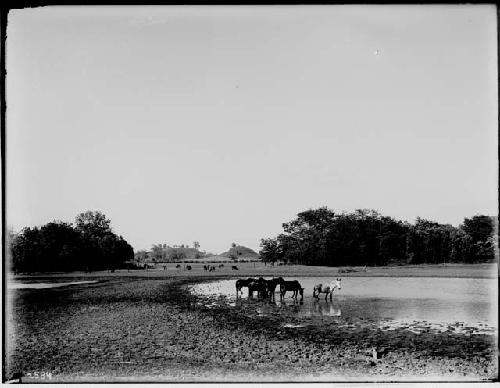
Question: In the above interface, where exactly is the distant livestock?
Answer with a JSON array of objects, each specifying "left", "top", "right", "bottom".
[
  {"left": 232, "top": 266, "right": 239, "bottom": 270},
  {"left": 186, "top": 265, "right": 192, "bottom": 270}
]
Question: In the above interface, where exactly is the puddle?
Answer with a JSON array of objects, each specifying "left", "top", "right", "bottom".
[
  {"left": 374, "top": 318, "right": 496, "bottom": 335},
  {"left": 283, "top": 323, "right": 305, "bottom": 328},
  {"left": 190, "top": 277, "right": 497, "bottom": 336}
]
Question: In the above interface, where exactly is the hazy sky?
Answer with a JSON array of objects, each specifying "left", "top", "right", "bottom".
[{"left": 7, "top": 5, "right": 498, "bottom": 253}]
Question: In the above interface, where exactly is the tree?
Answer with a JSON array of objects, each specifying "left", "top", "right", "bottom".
[
  {"left": 75, "top": 211, "right": 116, "bottom": 270},
  {"left": 281, "top": 207, "right": 336, "bottom": 265},
  {"left": 11, "top": 227, "right": 42, "bottom": 273},
  {"left": 259, "top": 207, "right": 496, "bottom": 267},
  {"left": 450, "top": 228, "right": 474, "bottom": 263},
  {"left": 114, "top": 236, "right": 134, "bottom": 266},
  {"left": 170, "top": 250, "right": 186, "bottom": 262},
  {"left": 462, "top": 216, "right": 495, "bottom": 243},
  {"left": 151, "top": 244, "right": 166, "bottom": 262},
  {"left": 461, "top": 216, "right": 496, "bottom": 262},
  {"left": 259, "top": 238, "right": 282, "bottom": 264},
  {"left": 75, "top": 211, "right": 112, "bottom": 238},
  {"left": 10, "top": 222, "right": 83, "bottom": 273},
  {"left": 40, "top": 221, "right": 83, "bottom": 271},
  {"left": 135, "top": 250, "right": 149, "bottom": 263},
  {"left": 10, "top": 211, "right": 134, "bottom": 273}
]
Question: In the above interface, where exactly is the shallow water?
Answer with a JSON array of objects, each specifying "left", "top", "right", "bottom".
[
  {"left": 8, "top": 280, "right": 98, "bottom": 289},
  {"left": 190, "top": 277, "right": 498, "bottom": 335}
]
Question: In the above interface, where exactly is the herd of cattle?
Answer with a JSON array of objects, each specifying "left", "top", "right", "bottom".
[
  {"left": 202, "top": 264, "right": 239, "bottom": 272},
  {"left": 235, "top": 277, "right": 342, "bottom": 301},
  {"left": 170, "top": 264, "right": 240, "bottom": 271}
]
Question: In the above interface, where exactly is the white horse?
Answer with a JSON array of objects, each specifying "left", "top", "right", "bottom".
[{"left": 313, "top": 278, "right": 342, "bottom": 301}]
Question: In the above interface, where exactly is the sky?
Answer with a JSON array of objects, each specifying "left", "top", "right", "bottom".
[{"left": 6, "top": 5, "right": 498, "bottom": 254}]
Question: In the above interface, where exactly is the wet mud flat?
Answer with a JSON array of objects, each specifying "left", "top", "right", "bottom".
[{"left": 6, "top": 276, "right": 497, "bottom": 382}]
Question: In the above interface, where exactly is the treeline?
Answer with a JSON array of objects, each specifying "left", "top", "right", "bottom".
[
  {"left": 10, "top": 211, "right": 134, "bottom": 273},
  {"left": 259, "top": 208, "right": 497, "bottom": 266}
]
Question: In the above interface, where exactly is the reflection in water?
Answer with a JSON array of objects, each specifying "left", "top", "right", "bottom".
[
  {"left": 309, "top": 300, "right": 342, "bottom": 317},
  {"left": 274, "top": 298, "right": 303, "bottom": 308},
  {"left": 190, "top": 277, "right": 497, "bottom": 334}
]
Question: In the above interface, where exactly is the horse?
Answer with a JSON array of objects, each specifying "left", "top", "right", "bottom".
[
  {"left": 235, "top": 277, "right": 256, "bottom": 297},
  {"left": 176, "top": 264, "right": 181, "bottom": 270},
  {"left": 264, "top": 277, "right": 284, "bottom": 300},
  {"left": 203, "top": 265, "right": 208, "bottom": 271},
  {"left": 218, "top": 264, "right": 224, "bottom": 269},
  {"left": 232, "top": 266, "right": 239, "bottom": 270},
  {"left": 280, "top": 280, "right": 304, "bottom": 300},
  {"left": 186, "top": 265, "right": 192, "bottom": 270},
  {"left": 248, "top": 277, "right": 268, "bottom": 298},
  {"left": 313, "top": 278, "right": 342, "bottom": 301}
]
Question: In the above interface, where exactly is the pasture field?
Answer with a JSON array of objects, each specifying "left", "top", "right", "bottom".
[
  {"left": 11, "top": 262, "right": 498, "bottom": 281},
  {"left": 5, "top": 263, "right": 498, "bottom": 382}
]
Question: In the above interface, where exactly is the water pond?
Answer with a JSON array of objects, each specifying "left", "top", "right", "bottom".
[{"left": 191, "top": 277, "right": 498, "bottom": 335}]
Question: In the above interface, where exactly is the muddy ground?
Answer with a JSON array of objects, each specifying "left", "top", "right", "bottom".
[{"left": 5, "top": 276, "right": 498, "bottom": 382}]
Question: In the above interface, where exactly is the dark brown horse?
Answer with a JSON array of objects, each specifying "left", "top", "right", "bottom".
[
  {"left": 248, "top": 277, "right": 268, "bottom": 298},
  {"left": 235, "top": 277, "right": 256, "bottom": 297},
  {"left": 280, "top": 280, "right": 304, "bottom": 300},
  {"left": 264, "top": 277, "right": 284, "bottom": 300}
]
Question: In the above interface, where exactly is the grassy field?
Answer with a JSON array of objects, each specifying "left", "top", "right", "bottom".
[{"left": 11, "top": 262, "right": 498, "bottom": 281}]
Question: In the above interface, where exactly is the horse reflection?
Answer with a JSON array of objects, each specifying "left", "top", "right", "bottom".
[
  {"left": 311, "top": 300, "right": 341, "bottom": 317},
  {"left": 273, "top": 298, "right": 304, "bottom": 308}
]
